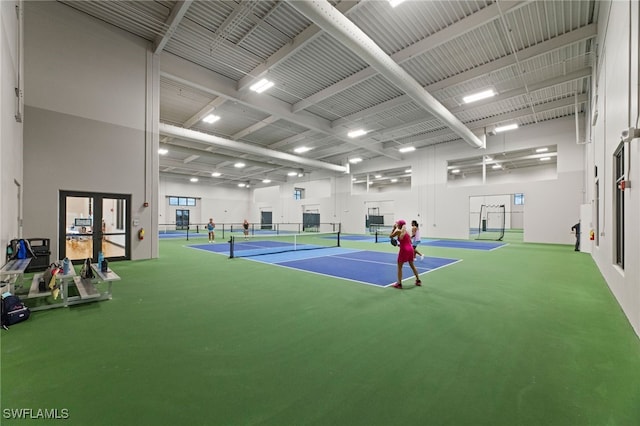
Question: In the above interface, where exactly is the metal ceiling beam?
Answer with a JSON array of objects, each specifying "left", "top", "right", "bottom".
[
  {"left": 237, "top": 0, "right": 360, "bottom": 92},
  {"left": 160, "top": 122, "right": 347, "bottom": 173},
  {"left": 331, "top": 24, "right": 597, "bottom": 129},
  {"left": 380, "top": 94, "right": 588, "bottom": 148},
  {"left": 161, "top": 52, "right": 399, "bottom": 160},
  {"left": 183, "top": 97, "right": 227, "bottom": 129},
  {"left": 160, "top": 141, "right": 291, "bottom": 171},
  {"left": 293, "top": 0, "right": 530, "bottom": 113},
  {"left": 287, "top": 0, "right": 484, "bottom": 149},
  {"left": 153, "top": 0, "right": 192, "bottom": 54}
]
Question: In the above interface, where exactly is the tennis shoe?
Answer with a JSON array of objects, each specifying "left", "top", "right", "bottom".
[
  {"left": 391, "top": 283, "right": 403, "bottom": 289},
  {"left": 415, "top": 280, "right": 422, "bottom": 286}
]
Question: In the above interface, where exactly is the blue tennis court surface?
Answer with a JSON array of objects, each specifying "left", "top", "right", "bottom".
[
  {"left": 189, "top": 242, "right": 460, "bottom": 287},
  {"left": 424, "top": 240, "right": 506, "bottom": 250}
]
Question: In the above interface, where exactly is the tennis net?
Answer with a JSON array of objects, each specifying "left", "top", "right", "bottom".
[
  {"left": 373, "top": 227, "right": 394, "bottom": 243},
  {"left": 229, "top": 231, "right": 340, "bottom": 258}
]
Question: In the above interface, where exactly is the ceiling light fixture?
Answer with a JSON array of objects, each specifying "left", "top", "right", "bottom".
[
  {"left": 399, "top": 146, "right": 415, "bottom": 153},
  {"left": 540, "top": 157, "right": 551, "bottom": 161},
  {"left": 492, "top": 164, "right": 502, "bottom": 169},
  {"left": 262, "top": 178, "right": 271, "bottom": 183},
  {"left": 211, "top": 172, "right": 221, "bottom": 177},
  {"left": 463, "top": 89, "right": 496, "bottom": 104},
  {"left": 389, "top": 0, "right": 406, "bottom": 7},
  {"left": 452, "top": 169, "right": 460, "bottom": 174},
  {"left": 347, "top": 129, "right": 367, "bottom": 138},
  {"left": 190, "top": 177, "right": 198, "bottom": 182},
  {"left": 202, "top": 114, "right": 220, "bottom": 124},
  {"left": 234, "top": 162, "right": 246, "bottom": 168},
  {"left": 390, "top": 178, "right": 398, "bottom": 183},
  {"left": 238, "top": 183, "right": 246, "bottom": 187},
  {"left": 288, "top": 171, "right": 298, "bottom": 176},
  {"left": 249, "top": 78, "right": 274, "bottom": 93},
  {"left": 495, "top": 123, "right": 519, "bottom": 133},
  {"left": 349, "top": 157, "right": 363, "bottom": 164},
  {"left": 536, "top": 147, "right": 549, "bottom": 153},
  {"left": 158, "top": 148, "right": 168, "bottom": 155},
  {"left": 405, "top": 169, "right": 412, "bottom": 173},
  {"left": 294, "top": 146, "right": 311, "bottom": 154}
]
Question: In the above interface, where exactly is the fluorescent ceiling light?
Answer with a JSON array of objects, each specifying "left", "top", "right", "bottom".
[
  {"left": 389, "top": 0, "right": 406, "bottom": 7},
  {"left": 211, "top": 172, "right": 221, "bottom": 177},
  {"left": 536, "top": 147, "right": 549, "bottom": 153},
  {"left": 202, "top": 114, "right": 220, "bottom": 124},
  {"left": 495, "top": 123, "right": 519, "bottom": 133},
  {"left": 374, "top": 174, "right": 382, "bottom": 178},
  {"left": 190, "top": 177, "right": 198, "bottom": 182},
  {"left": 484, "top": 156, "right": 493, "bottom": 162},
  {"left": 294, "top": 146, "right": 311, "bottom": 154},
  {"left": 463, "top": 89, "right": 495, "bottom": 104},
  {"left": 234, "top": 162, "right": 245, "bottom": 168},
  {"left": 249, "top": 78, "right": 274, "bottom": 93},
  {"left": 452, "top": 169, "right": 460, "bottom": 174},
  {"left": 390, "top": 178, "right": 398, "bottom": 183},
  {"left": 492, "top": 164, "right": 502, "bottom": 169},
  {"left": 238, "top": 183, "right": 246, "bottom": 187},
  {"left": 349, "top": 157, "right": 363, "bottom": 164},
  {"left": 347, "top": 129, "right": 367, "bottom": 138},
  {"left": 399, "top": 146, "right": 415, "bottom": 153},
  {"left": 405, "top": 169, "right": 412, "bottom": 173},
  {"left": 540, "top": 157, "right": 551, "bottom": 161},
  {"left": 288, "top": 171, "right": 298, "bottom": 176},
  {"left": 262, "top": 178, "right": 271, "bottom": 183},
  {"left": 158, "top": 148, "right": 168, "bottom": 155}
]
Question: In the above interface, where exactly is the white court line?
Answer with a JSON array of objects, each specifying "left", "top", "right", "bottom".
[
  {"left": 487, "top": 243, "right": 509, "bottom": 251},
  {"left": 382, "top": 258, "right": 464, "bottom": 287}
]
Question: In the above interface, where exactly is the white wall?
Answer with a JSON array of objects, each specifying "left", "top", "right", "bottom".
[
  {"left": 1, "top": 1, "right": 24, "bottom": 255},
  {"left": 587, "top": 0, "right": 640, "bottom": 336},
  {"left": 159, "top": 177, "right": 251, "bottom": 228},
  {"left": 348, "top": 116, "right": 584, "bottom": 243},
  {"left": 22, "top": 1, "right": 159, "bottom": 261}
]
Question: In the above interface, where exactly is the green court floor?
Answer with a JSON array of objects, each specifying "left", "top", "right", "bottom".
[{"left": 1, "top": 237, "right": 639, "bottom": 425}]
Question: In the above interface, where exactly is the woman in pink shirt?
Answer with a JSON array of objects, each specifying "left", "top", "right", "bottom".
[{"left": 389, "top": 219, "right": 422, "bottom": 289}]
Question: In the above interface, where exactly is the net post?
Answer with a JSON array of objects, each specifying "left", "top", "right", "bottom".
[
  {"left": 337, "top": 231, "right": 341, "bottom": 247},
  {"left": 186, "top": 226, "right": 189, "bottom": 241},
  {"left": 229, "top": 235, "right": 235, "bottom": 259}
]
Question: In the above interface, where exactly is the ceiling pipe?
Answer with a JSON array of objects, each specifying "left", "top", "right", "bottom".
[
  {"left": 159, "top": 123, "right": 348, "bottom": 173},
  {"left": 287, "top": 0, "right": 485, "bottom": 149}
]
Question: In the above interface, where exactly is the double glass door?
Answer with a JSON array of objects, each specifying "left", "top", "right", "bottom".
[{"left": 59, "top": 191, "right": 131, "bottom": 262}]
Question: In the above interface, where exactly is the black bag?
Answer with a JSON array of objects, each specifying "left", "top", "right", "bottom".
[
  {"left": 1, "top": 295, "right": 31, "bottom": 328},
  {"left": 101, "top": 259, "right": 108, "bottom": 273},
  {"left": 80, "top": 258, "right": 94, "bottom": 279}
]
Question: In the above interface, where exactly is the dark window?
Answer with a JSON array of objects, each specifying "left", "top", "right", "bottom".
[{"left": 614, "top": 145, "right": 625, "bottom": 268}]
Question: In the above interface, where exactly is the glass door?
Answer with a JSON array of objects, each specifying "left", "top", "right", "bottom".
[
  {"left": 176, "top": 210, "right": 189, "bottom": 230},
  {"left": 60, "top": 191, "right": 131, "bottom": 262}
]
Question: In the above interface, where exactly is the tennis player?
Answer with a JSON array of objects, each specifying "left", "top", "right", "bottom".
[
  {"left": 411, "top": 220, "right": 425, "bottom": 260},
  {"left": 207, "top": 218, "right": 215, "bottom": 243},
  {"left": 389, "top": 219, "right": 422, "bottom": 289},
  {"left": 243, "top": 219, "right": 249, "bottom": 240}
]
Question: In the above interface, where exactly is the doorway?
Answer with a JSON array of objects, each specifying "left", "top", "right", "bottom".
[
  {"left": 59, "top": 191, "right": 131, "bottom": 262},
  {"left": 176, "top": 209, "right": 190, "bottom": 230}
]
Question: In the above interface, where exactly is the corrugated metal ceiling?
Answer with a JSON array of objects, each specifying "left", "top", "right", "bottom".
[{"left": 57, "top": 0, "right": 597, "bottom": 187}]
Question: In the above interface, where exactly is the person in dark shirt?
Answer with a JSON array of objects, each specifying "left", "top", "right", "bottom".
[{"left": 571, "top": 222, "right": 581, "bottom": 251}]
